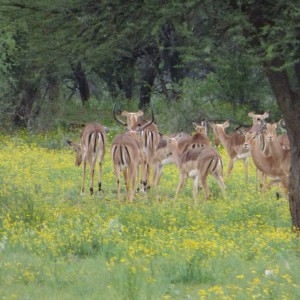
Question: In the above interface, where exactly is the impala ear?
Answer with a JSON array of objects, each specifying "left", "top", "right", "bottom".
[
  {"left": 136, "top": 110, "right": 144, "bottom": 117},
  {"left": 223, "top": 120, "right": 230, "bottom": 128},
  {"left": 66, "top": 140, "right": 81, "bottom": 152},
  {"left": 175, "top": 132, "right": 183, "bottom": 141},
  {"left": 208, "top": 122, "right": 215, "bottom": 128},
  {"left": 248, "top": 112, "right": 255, "bottom": 118},
  {"left": 192, "top": 122, "right": 198, "bottom": 130},
  {"left": 278, "top": 119, "right": 286, "bottom": 128},
  {"left": 121, "top": 110, "right": 129, "bottom": 117},
  {"left": 162, "top": 136, "right": 172, "bottom": 143},
  {"left": 263, "top": 112, "right": 269, "bottom": 119}
]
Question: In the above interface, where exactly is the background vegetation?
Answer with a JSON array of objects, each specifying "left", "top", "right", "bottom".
[{"left": 0, "top": 0, "right": 286, "bottom": 131}]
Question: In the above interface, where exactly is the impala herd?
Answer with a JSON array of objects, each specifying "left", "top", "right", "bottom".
[{"left": 67, "top": 107, "right": 291, "bottom": 203}]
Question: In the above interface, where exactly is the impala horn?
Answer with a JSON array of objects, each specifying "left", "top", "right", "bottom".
[{"left": 139, "top": 109, "right": 155, "bottom": 131}]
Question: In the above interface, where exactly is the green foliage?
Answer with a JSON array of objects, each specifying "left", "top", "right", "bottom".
[{"left": 0, "top": 0, "right": 291, "bottom": 130}]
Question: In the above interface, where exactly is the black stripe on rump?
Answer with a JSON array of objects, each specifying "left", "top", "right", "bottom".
[
  {"left": 94, "top": 133, "right": 97, "bottom": 153},
  {"left": 120, "top": 146, "right": 124, "bottom": 165},
  {"left": 125, "top": 146, "right": 130, "bottom": 163}
]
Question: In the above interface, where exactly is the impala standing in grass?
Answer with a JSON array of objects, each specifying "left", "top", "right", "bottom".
[
  {"left": 113, "top": 103, "right": 159, "bottom": 192},
  {"left": 210, "top": 120, "right": 250, "bottom": 181},
  {"left": 111, "top": 115, "right": 155, "bottom": 202},
  {"left": 263, "top": 121, "right": 291, "bottom": 176},
  {"left": 243, "top": 127, "right": 289, "bottom": 195},
  {"left": 67, "top": 123, "right": 106, "bottom": 195},
  {"left": 164, "top": 136, "right": 226, "bottom": 204}
]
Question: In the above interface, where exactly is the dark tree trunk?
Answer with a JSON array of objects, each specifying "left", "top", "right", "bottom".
[
  {"left": 160, "top": 23, "right": 183, "bottom": 101},
  {"left": 73, "top": 62, "right": 90, "bottom": 104},
  {"left": 116, "top": 57, "right": 135, "bottom": 101},
  {"left": 139, "top": 66, "right": 156, "bottom": 110},
  {"left": 13, "top": 82, "right": 39, "bottom": 128},
  {"left": 116, "top": 72, "right": 134, "bottom": 100},
  {"left": 137, "top": 45, "right": 159, "bottom": 110},
  {"left": 47, "top": 74, "right": 60, "bottom": 101},
  {"left": 264, "top": 58, "right": 300, "bottom": 231},
  {"left": 294, "top": 62, "right": 300, "bottom": 86}
]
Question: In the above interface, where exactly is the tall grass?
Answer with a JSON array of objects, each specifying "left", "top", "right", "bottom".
[{"left": 0, "top": 130, "right": 299, "bottom": 299}]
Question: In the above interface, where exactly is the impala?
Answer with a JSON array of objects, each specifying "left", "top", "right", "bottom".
[
  {"left": 243, "top": 128, "right": 289, "bottom": 193},
  {"left": 264, "top": 122, "right": 291, "bottom": 176},
  {"left": 210, "top": 121, "right": 250, "bottom": 181},
  {"left": 164, "top": 137, "right": 226, "bottom": 204},
  {"left": 178, "top": 122, "right": 211, "bottom": 152},
  {"left": 67, "top": 123, "right": 106, "bottom": 195},
  {"left": 248, "top": 111, "right": 269, "bottom": 125},
  {"left": 152, "top": 122, "right": 210, "bottom": 190},
  {"left": 113, "top": 103, "right": 160, "bottom": 192},
  {"left": 152, "top": 131, "right": 190, "bottom": 190},
  {"left": 111, "top": 117, "right": 154, "bottom": 202}
]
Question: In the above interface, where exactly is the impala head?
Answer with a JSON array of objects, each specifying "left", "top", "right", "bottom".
[
  {"left": 243, "top": 131, "right": 256, "bottom": 150},
  {"left": 113, "top": 100, "right": 145, "bottom": 128},
  {"left": 243, "top": 122, "right": 266, "bottom": 150},
  {"left": 193, "top": 122, "right": 206, "bottom": 134},
  {"left": 66, "top": 140, "right": 83, "bottom": 166},
  {"left": 209, "top": 120, "right": 230, "bottom": 134},
  {"left": 265, "top": 123, "right": 278, "bottom": 142},
  {"left": 163, "top": 137, "right": 178, "bottom": 157},
  {"left": 121, "top": 110, "right": 144, "bottom": 128},
  {"left": 248, "top": 112, "right": 269, "bottom": 125}
]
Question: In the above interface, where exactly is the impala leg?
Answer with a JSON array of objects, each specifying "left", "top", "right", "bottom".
[
  {"left": 123, "top": 170, "right": 130, "bottom": 202},
  {"left": 81, "top": 161, "right": 87, "bottom": 195},
  {"left": 115, "top": 167, "right": 121, "bottom": 203},
  {"left": 175, "top": 174, "right": 187, "bottom": 199},
  {"left": 200, "top": 175, "right": 210, "bottom": 200},
  {"left": 243, "top": 157, "right": 249, "bottom": 182},
  {"left": 227, "top": 158, "right": 234, "bottom": 176},
  {"left": 97, "top": 152, "right": 104, "bottom": 193},
  {"left": 214, "top": 174, "right": 226, "bottom": 197},
  {"left": 97, "top": 162, "right": 102, "bottom": 192},
  {"left": 193, "top": 176, "right": 199, "bottom": 206},
  {"left": 130, "top": 170, "right": 137, "bottom": 203},
  {"left": 152, "top": 163, "right": 163, "bottom": 188},
  {"left": 90, "top": 160, "right": 96, "bottom": 195},
  {"left": 152, "top": 163, "right": 158, "bottom": 187},
  {"left": 141, "top": 161, "right": 148, "bottom": 193},
  {"left": 153, "top": 163, "right": 163, "bottom": 202}
]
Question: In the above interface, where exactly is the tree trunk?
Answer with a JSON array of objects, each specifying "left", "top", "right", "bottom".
[
  {"left": 160, "top": 23, "right": 183, "bottom": 101},
  {"left": 139, "top": 66, "right": 156, "bottom": 110},
  {"left": 264, "top": 58, "right": 300, "bottom": 231},
  {"left": 73, "top": 62, "right": 90, "bottom": 104},
  {"left": 13, "top": 81, "right": 39, "bottom": 128},
  {"left": 47, "top": 74, "right": 60, "bottom": 101}
]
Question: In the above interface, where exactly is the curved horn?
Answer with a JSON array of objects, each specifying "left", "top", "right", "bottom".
[
  {"left": 139, "top": 109, "right": 154, "bottom": 131},
  {"left": 113, "top": 100, "right": 126, "bottom": 126}
]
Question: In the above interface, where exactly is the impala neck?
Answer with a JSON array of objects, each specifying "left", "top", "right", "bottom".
[
  {"left": 250, "top": 137, "right": 273, "bottom": 170},
  {"left": 215, "top": 127, "right": 230, "bottom": 148},
  {"left": 169, "top": 143, "right": 182, "bottom": 169}
]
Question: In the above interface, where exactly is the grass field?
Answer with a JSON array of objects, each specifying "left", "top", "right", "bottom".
[{"left": 0, "top": 129, "right": 299, "bottom": 299}]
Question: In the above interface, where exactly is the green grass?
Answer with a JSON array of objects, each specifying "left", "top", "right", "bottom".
[{"left": 0, "top": 130, "right": 299, "bottom": 299}]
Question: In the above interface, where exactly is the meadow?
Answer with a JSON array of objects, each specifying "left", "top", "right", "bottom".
[{"left": 0, "top": 128, "right": 300, "bottom": 300}]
